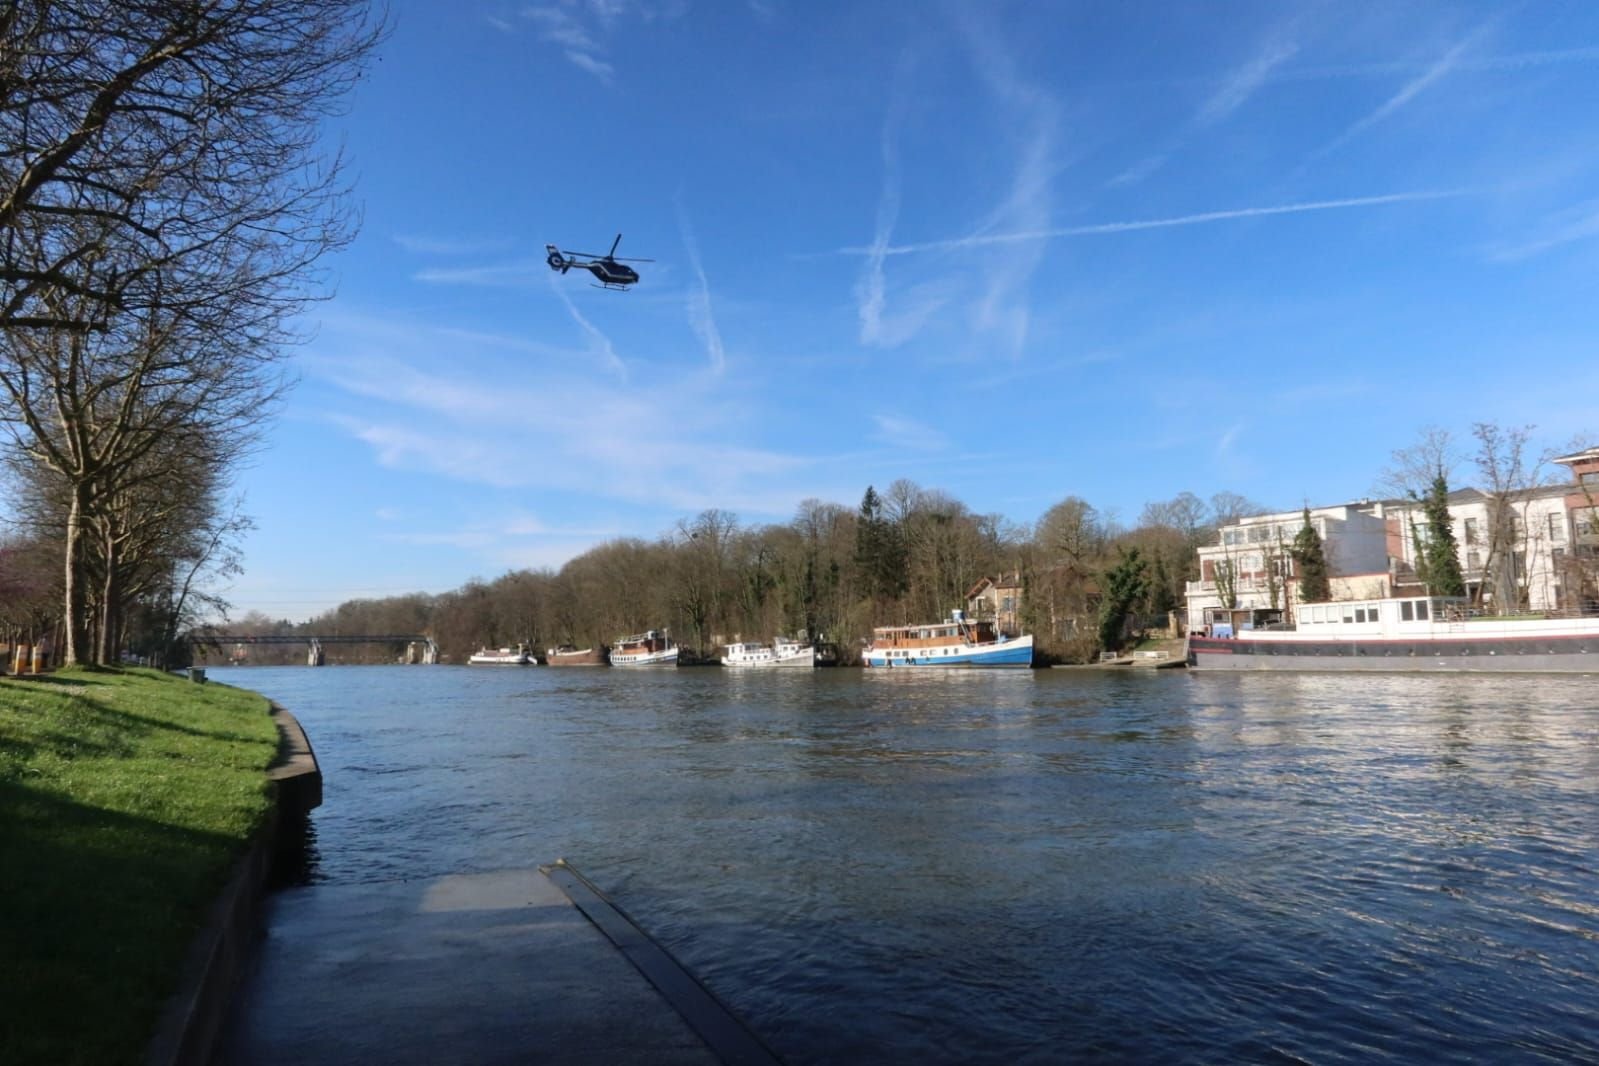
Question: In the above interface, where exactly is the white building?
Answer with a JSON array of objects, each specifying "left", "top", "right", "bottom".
[
  {"left": 1186, "top": 454, "right": 1599, "bottom": 630},
  {"left": 1185, "top": 504, "right": 1390, "bottom": 628},
  {"left": 1378, "top": 485, "right": 1573, "bottom": 612}
]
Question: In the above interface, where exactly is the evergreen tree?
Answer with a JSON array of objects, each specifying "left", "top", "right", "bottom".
[
  {"left": 853, "top": 486, "right": 904, "bottom": 605},
  {"left": 1097, "top": 546, "right": 1149, "bottom": 652},
  {"left": 1290, "top": 507, "right": 1332, "bottom": 603},
  {"left": 1419, "top": 473, "right": 1466, "bottom": 597},
  {"left": 1148, "top": 552, "right": 1177, "bottom": 616}
]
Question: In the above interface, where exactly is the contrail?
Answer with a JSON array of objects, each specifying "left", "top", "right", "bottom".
[{"left": 840, "top": 189, "right": 1468, "bottom": 257}]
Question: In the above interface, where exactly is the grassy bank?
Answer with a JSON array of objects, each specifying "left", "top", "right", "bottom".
[{"left": 0, "top": 667, "right": 279, "bottom": 1066}]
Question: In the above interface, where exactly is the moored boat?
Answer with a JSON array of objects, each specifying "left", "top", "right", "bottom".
[
  {"left": 610, "top": 630, "right": 679, "bottom": 666},
  {"left": 722, "top": 637, "right": 816, "bottom": 668},
  {"left": 1188, "top": 595, "right": 1599, "bottom": 673},
  {"left": 545, "top": 644, "right": 608, "bottom": 666},
  {"left": 863, "top": 611, "right": 1033, "bottom": 668},
  {"left": 467, "top": 644, "right": 533, "bottom": 665}
]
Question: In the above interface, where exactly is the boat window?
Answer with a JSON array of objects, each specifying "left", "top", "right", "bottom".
[
  {"left": 1416, "top": 600, "right": 1429, "bottom": 620},
  {"left": 1342, "top": 607, "right": 1354, "bottom": 623},
  {"left": 1401, "top": 601, "right": 1414, "bottom": 621}
]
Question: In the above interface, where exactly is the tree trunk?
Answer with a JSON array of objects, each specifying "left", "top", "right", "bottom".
[
  {"left": 98, "top": 524, "right": 121, "bottom": 665},
  {"left": 63, "top": 483, "right": 92, "bottom": 665}
]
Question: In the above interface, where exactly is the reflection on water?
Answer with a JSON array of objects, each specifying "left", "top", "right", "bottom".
[{"left": 225, "top": 665, "right": 1599, "bottom": 1064}]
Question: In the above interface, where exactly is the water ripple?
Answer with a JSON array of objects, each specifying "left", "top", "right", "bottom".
[{"left": 225, "top": 666, "right": 1599, "bottom": 1064}]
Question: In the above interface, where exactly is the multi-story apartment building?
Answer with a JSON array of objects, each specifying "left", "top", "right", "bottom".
[
  {"left": 1185, "top": 445, "right": 1599, "bottom": 628},
  {"left": 1186, "top": 504, "right": 1391, "bottom": 627}
]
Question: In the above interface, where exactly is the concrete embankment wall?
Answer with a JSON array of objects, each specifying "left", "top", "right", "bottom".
[{"left": 145, "top": 703, "right": 321, "bottom": 1066}]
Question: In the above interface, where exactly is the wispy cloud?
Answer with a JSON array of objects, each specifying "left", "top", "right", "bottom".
[
  {"left": 517, "top": 2, "right": 692, "bottom": 82},
  {"left": 413, "top": 260, "right": 538, "bottom": 286},
  {"left": 841, "top": 189, "right": 1467, "bottom": 257},
  {"left": 393, "top": 234, "right": 514, "bottom": 256},
  {"left": 855, "top": 49, "right": 920, "bottom": 347},
  {"left": 549, "top": 275, "right": 628, "bottom": 380},
  {"left": 303, "top": 311, "right": 847, "bottom": 519},
  {"left": 676, "top": 204, "right": 726, "bottom": 373},
  {"left": 1110, "top": 37, "right": 1298, "bottom": 187},
  {"left": 1487, "top": 199, "right": 1599, "bottom": 262},
  {"left": 522, "top": 4, "right": 614, "bottom": 82},
  {"left": 948, "top": 6, "right": 1060, "bottom": 358},
  {"left": 1275, "top": 45, "right": 1599, "bottom": 84},
  {"left": 1306, "top": 25, "right": 1494, "bottom": 163},
  {"left": 872, "top": 414, "right": 948, "bottom": 452},
  {"left": 1198, "top": 39, "right": 1300, "bottom": 126}
]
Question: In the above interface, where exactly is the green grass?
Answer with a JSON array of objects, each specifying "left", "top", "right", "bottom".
[{"left": 0, "top": 667, "right": 279, "bottom": 1066}]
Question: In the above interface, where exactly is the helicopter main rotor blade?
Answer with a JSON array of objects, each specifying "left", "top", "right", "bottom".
[{"left": 610, "top": 256, "right": 654, "bottom": 263}]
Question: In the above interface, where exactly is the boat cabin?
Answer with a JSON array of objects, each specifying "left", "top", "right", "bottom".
[
  {"left": 871, "top": 611, "right": 999, "bottom": 649},
  {"left": 1201, "top": 607, "right": 1283, "bottom": 639},
  {"left": 1293, "top": 595, "right": 1469, "bottom": 630},
  {"left": 615, "top": 630, "right": 671, "bottom": 652}
]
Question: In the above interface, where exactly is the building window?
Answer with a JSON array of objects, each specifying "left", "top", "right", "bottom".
[
  {"left": 1580, "top": 471, "right": 1599, "bottom": 488},
  {"left": 1464, "top": 517, "right": 1479, "bottom": 545},
  {"left": 1467, "top": 550, "right": 1482, "bottom": 570},
  {"left": 1550, "top": 514, "right": 1567, "bottom": 544}
]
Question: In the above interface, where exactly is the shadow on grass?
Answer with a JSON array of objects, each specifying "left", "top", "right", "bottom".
[{"left": 0, "top": 781, "right": 250, "bottom": 1066}]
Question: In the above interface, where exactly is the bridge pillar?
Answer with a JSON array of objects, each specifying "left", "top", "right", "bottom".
[{"left": 307, "top": 639, "right": 324, "bottom": 667}]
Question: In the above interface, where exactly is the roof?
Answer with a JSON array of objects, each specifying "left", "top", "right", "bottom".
[{"left": 965, "top": 572, "right": 1021, "bottom": 598}]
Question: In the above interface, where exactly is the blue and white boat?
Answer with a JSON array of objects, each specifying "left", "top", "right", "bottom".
[{"left": 863, "top": 611, "right": 1034, "bottom": 668}]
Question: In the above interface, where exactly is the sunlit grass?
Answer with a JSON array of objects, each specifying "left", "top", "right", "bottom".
[{"left": 0, "top": 667, "right": 279, "bottom": 1066}]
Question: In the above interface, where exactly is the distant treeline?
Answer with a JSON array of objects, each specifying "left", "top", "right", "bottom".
[{"left": 219, "top": 481, "right": 1265, "bottom": 666}]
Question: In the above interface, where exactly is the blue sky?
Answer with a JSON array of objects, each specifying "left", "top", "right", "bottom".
[{"left": 229, "top": 0, "right": 1599, "bottom": 621}]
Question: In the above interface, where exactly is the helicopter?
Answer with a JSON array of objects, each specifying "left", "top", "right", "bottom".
[{"left": 545, "top": 233, "right": 653, "bottom": 290}]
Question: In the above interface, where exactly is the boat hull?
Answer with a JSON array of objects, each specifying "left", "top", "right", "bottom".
[
  {"left": 467, "top": 650, "right": 532, "bottom": 665},
  {"left": 545, "top": 647, "right": 607, "bottom": 666},
  {"left": 722, "top": 648, "right": 815, "bottom": 668},
  {"left": 1188, "top": 633, "right": 1599, "bottom": 673},
  {"left": 864, "top": 634, "right": 1034, "bottom": 668},
  {"left": 610, "top": 647, "right": 679, "bottom": 667}
]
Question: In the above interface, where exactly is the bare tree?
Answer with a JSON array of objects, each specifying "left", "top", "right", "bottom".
[
  {"left": 0, "top": 0, "right": 385, "bottom": 663},
  {"left": 1471, "top": 422, "right": 1544, "bottom": 614},
  {"left": 1377, "top": 426, "right": 1458, "bottom": 500}
]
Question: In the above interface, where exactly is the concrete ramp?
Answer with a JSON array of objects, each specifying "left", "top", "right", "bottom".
[{"left": 221, "top": 868, "right": 735, "bottom": 1065}]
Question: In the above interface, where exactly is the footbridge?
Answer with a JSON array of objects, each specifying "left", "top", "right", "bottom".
[{"left": 193, "top": 633, "right": 440, "bottom": 666}]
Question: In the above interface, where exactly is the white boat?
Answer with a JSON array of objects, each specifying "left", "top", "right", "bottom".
[
  {"left": 863, "top": 611, "right": 1034, "bottom": 668},
  {"left": 1188, "top": 595, "right": 1599, "bottom": 672},
  {"left": 610, "top": 630, "right": 679, "bottom": 666},
  {"left": 721, "top": 638, "right": 816, "bottom": 668},
  {"left": 467, "top": 644, "right": 533, "bottom": 665}
]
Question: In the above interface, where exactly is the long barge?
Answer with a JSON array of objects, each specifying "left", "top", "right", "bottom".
[
  {"left": 864, "top": 611, "right": 1033, "bottom": 668},
  {"left": 1188, "top": 595, "right": 1599, "bottom": 673}
]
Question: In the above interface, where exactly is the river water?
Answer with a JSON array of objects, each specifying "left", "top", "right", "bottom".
[{"left": 224, "top": 665, "right": 1599, "bottom": 1063}]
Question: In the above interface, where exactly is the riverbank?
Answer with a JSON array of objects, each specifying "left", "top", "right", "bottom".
[{"left": 0, "top": 667, "right": 280, "bottom": 1066}]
